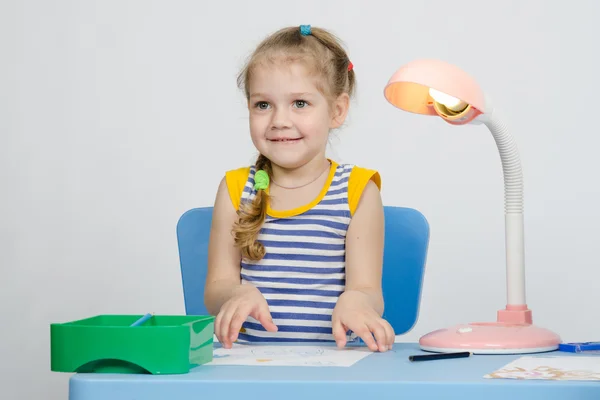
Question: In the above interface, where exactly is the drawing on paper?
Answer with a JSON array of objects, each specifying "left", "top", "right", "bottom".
[
  {"left": 208, "top": 344, "right": 373, "bottom": 367},
  {"left": 250, "top": 347, "right": 325, "bottom": 358}
]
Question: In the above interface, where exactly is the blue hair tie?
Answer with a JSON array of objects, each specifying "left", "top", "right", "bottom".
[{"left": 299, "top": 25, "right": 311, "bottom": 36}]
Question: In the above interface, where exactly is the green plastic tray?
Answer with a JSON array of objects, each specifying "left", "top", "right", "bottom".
[{"left": 50, "top": 314, "right": 215, "bottom": 374}]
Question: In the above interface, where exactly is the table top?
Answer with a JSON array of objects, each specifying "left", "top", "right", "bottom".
[{"left": 69, "top": 343, "right": 600, "bottom": 400}]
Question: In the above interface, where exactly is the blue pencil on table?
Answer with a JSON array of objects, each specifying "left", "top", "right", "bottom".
[{"left": 131, "top": 313, "right": 153, "bottom": 327}]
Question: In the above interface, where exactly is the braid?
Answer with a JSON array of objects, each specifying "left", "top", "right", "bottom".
[{"left": 232, "top": 154, "right": 272, "bottom": 260}]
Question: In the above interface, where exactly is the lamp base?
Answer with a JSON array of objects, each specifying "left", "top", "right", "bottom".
[{"left": 419, "top": 322, "right": 561, "bottom": 355}]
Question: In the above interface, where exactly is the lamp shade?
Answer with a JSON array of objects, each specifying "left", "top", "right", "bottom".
[{"left": 383, "top": 59, "right": 487, "bottom": 116}]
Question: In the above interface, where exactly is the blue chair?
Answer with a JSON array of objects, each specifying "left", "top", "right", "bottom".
[{"left": 176, "top": 206, "right": 429, "bottom": 335}]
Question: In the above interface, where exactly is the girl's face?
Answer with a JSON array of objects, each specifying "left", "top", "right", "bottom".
[{"left": 247, "top": 62, "right": 348, "bottom": 170}]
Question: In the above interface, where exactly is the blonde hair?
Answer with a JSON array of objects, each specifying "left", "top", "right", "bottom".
[{"left": 233, "top": 25, "right": 355, "bottom": 261}]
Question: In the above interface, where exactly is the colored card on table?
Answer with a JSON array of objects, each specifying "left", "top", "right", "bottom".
[{"left": 485, "top": 356, "right": 600, "bottom": 381}]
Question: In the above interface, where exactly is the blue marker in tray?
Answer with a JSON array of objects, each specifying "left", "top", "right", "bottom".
[{"left": 130, "top": 313, "right": 153, "bottom": 327}]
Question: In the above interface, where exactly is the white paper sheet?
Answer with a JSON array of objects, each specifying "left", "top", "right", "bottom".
[
  {"left": 484, "top": 356, "right": 600, "bottom": 381},
  {"left": 206, "top": 344, "right": 373, "bottom": 367}
]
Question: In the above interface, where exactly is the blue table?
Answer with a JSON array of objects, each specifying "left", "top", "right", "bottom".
[{"left": 69, "top": 343, "right": 599, "bottom": 400}]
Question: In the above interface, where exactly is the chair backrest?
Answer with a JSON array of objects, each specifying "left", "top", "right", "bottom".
[{"left": 177, "top": 206, "right": 429, "bottom": 335}]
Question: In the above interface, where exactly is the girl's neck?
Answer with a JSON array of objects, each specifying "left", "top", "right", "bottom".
[{"left": 270, "top": 157, "right": 331, "bottom": 190}]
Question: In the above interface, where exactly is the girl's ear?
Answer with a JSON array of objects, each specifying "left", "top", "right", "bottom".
[{"left": 329, "top": 93, "right": 350, "bottom": 129}]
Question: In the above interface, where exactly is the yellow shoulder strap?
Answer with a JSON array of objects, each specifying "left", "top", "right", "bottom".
[
  {"left": 225, "top": 166, "right": 251, "bottom": 210},
  {"left": 347, "top": 166, "right": 381, "bottom": 215}
]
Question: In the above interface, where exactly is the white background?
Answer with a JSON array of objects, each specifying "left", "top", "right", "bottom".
[{"left": 2, "top": 0, "right": 599, "bottom": 398}]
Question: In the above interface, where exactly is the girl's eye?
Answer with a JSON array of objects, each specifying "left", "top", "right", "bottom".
[
  {"left": 294, "top": 100, "right": 308, "bottom": 108},
  {"left": 255, "top": 101, "right": 270, "bottom": 110}
]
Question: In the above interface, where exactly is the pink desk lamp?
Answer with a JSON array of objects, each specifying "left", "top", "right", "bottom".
[{"left": 384, "top": 59, "right": 561, "bottom": 354}]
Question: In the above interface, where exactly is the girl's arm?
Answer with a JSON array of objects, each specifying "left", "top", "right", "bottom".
[
  {"left": 344, "top": 179, "right": 385, "bottom": 314},
  {"left": 204, "top": 177, "right": 243, "bottom": 315},
  {"left": 332, "top": 179, "right": 394, "bottom": 352}
]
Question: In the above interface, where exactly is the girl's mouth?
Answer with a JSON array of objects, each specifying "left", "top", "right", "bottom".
[{"left": 268, "top": 138, "right": 302, "bottom": 142}]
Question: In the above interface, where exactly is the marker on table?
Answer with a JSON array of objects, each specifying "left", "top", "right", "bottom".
[
  {"left": 130, "top": 313, "right": 153, "bottom": 327},
  {"left": 559, "top": 342, "right": 600, "bottom": 353},
  {"left": 409, "top": 351, "right": 472, "bottom": 362}
]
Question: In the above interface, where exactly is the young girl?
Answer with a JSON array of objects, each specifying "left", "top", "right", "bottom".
[{"left": 204, "top": 25, "right": 394, "bottom": 353}]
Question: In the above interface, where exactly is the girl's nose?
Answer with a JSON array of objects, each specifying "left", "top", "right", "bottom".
[{"left": 271, "top": 108, "right": 292, "bottom": 129}]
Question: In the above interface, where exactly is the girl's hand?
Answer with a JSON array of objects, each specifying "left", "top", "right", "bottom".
[
  {"left": 331, "top": 290, "right": 395, "bottom": 352},
  {"left": 214, "top": 284, "right": 278, "bottom": 348}
]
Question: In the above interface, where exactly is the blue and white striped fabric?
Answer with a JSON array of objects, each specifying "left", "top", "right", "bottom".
[{"left": 238, "top": 163, "right": 353, "bottom": 343}]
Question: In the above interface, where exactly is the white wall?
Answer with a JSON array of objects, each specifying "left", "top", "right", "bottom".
[{"left": 2, "top": 0, "right": 599, "bottom": 398}]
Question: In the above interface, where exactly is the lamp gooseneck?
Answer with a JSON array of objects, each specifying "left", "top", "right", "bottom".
[
  {"left": 429, "top": 91, "right": 527, "bottom": 308},
  {"left": 481, "top": 109, "right": 526, "bottom": 307}
]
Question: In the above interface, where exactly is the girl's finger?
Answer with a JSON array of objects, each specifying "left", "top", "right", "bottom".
[
  {"left": 367, "top": 319, "right": 389, "bottom": 352},
  {"left": 214, "top": 311, "right": 224, "bottom": 343},
  {"left": 250, "top": 301, "right": 278, "bottom": 332},
  {"left": 228, "top": 304, "right": 252, "bottom": 343},
  {"left": 219, "top": 303, "right": 239, "bottom": 348},
  {"left": 331, "top": 317, "right": 348, "bottom": 348},
  {"left": 350, "top": 322, "right": 378, "bottom": 351},
  {"left": 383, "top": 320, "right": 395, "bottom": 349}
]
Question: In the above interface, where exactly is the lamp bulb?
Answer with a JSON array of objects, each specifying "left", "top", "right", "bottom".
[{"left": 428, "top": 88, "right": 468, "bottom": 112}]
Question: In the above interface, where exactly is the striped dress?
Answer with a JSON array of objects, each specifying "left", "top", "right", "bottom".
[{"left": 225, "top": 160, "right": 380, "bottom": 343}]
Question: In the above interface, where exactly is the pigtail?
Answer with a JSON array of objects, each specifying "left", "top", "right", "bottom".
[{"left": 232, "top": 154, "right": 272, "bottom": 261}]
